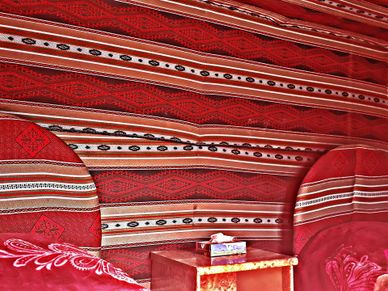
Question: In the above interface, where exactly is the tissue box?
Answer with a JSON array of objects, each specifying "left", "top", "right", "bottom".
[
  {"left": 210, "top": 254, "right": 247, "bottom": 265},
  {"left": 196, "top": 241, "right": 246, "bottom": 257}
]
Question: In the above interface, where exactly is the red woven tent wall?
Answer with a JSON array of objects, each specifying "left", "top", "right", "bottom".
[{"left": 0, "top": 0, "right": 386, "bottom": 284}]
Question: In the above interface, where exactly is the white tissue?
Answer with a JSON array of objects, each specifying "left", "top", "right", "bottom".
[{"left": 209, "top": 233, "right": 235, "bottom": 244}]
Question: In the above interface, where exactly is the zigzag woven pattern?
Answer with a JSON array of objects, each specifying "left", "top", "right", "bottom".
[{"left": 0, "top": 0, "right": 386, "bottom": 283}]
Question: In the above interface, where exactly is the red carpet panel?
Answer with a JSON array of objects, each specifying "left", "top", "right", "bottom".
[{"left": 0, "top": 0, "right": 386, "bottom": 287}]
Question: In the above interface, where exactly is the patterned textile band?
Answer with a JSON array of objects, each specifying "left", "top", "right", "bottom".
[
  {"left": 0, "top": 15, "right": 386, "bottom": 118},
  {"left": 1, "top": 63, "right": 387, "bottom": 144},
  {"left": 1, "top": 99, "right": 387, "bottom": 175},
  {"left": 120, "top": 0, "right": 388, "bottom": 57},
  {"left": 100, "top": 201, "right": 285, "bottom": 247}
]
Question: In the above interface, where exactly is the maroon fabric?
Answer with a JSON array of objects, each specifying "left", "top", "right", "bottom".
[{"left": 93, "top": 169, "right": 301, "bottom": 203}]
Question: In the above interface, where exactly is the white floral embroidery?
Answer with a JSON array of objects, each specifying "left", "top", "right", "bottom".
[{"left": 0, "top": 238, "right": 145, "bottom": 289}]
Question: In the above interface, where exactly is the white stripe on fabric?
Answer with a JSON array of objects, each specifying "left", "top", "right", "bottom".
[
  {"left": 102, "top": 216, "right": 280, "bottom": 231},
  {"left": 296, "top": 191, "right": 388, "bottom": 208},
  {"left": 299, "top": 183, "right": 388, "bottom": 198},
  {"left": 0, "top": 181, "right": 96, "bottom": 192},
  {"left": 294, "top": 199, "right": 388, "bottom": 216}
]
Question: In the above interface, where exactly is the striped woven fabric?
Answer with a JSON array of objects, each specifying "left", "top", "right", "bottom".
[
  {"left": 0, "top": 113, "right": 101, "bottom": 255},
  {"left": 0, "top": 0, "right": 386, "bottom": 283},
  {"left": 294, "top": 145, "right": 388, "bottom": 291}
]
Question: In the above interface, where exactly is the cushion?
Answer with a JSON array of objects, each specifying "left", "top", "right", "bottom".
[
  {"left": 0, "top": 234, "right": 147, "bottom": 290},
  {"left": 293, "top": 145, "right": 388, "bottom": 291},
  {"left": 0, "top": 113, "right": 101, "bottom": 252}
]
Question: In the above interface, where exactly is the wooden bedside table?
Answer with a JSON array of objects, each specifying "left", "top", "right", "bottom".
[{"left": 151, "top": 248, "right": 298, "bottom": 291}]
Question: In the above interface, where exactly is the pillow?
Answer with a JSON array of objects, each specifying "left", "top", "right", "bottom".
[
  {"left": 294, "top": 145, "right": 388, "bottom": 291},
  {"left": 0, "top": 236, "right": 148, "bottom": 291},
  {"left": 0, "top": 114, "right": 101, "bottom": 252}
]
